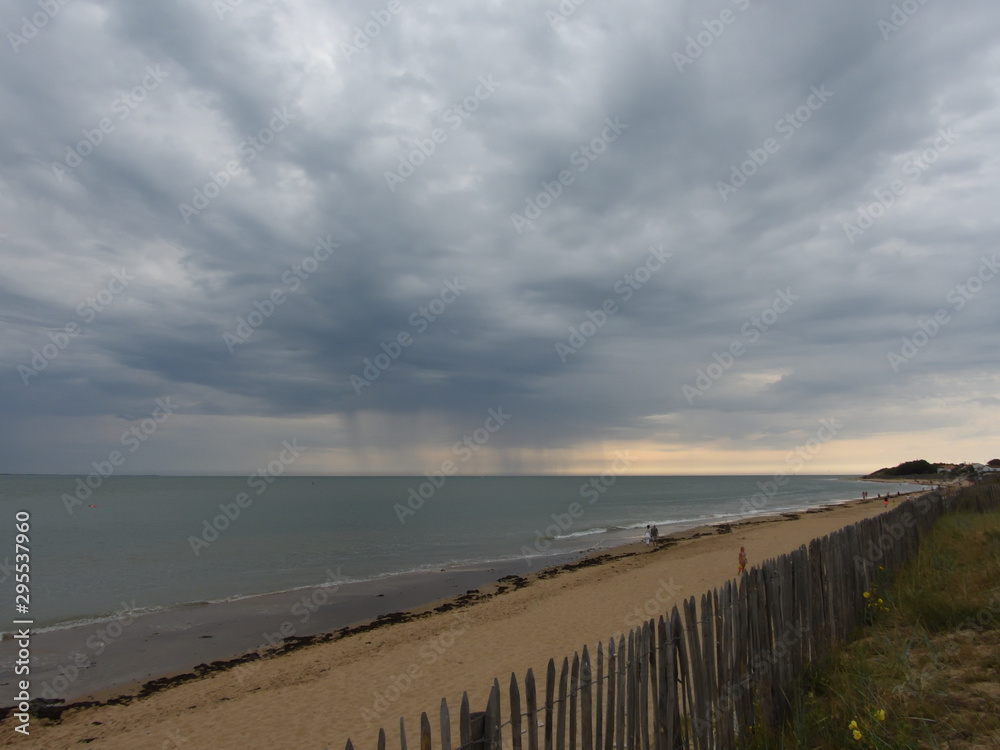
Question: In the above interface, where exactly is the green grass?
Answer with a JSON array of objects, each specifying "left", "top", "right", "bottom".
[{"left": 742, "top": 508, "right": 1000, "bottom": 749}]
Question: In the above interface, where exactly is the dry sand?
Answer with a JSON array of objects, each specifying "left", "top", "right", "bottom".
[{"left": 0, "top": 498, "right": 898, "bottom": 749}]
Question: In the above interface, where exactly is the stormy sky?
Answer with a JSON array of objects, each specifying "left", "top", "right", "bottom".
[{"left": 2, "top": 0, "right": 998, "bottom": 476}]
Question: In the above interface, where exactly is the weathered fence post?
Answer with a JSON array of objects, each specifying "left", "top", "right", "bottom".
[
  {"left": 626, "top": 630, "right": 636, "bottom": 750},
  {"left": 581, "top": 646, "right": 594, "bottom": 750},
  {"left": 441, "top": 699, "right": 452, "bottom": 750},
  {"left": 546, "top": 659, "right": 556, "bottom": 750},
  {"left": 615, "top": 636, "right": 626, "bottom": 750},
  {"left": 603, "top": 639, "right": 615, "bottom": 750},
  {"left": 556, "top": 658, "right": 569, "bottom": 750},
  {"left": 485, "top": 680, "right": 502, "bottom": 750},
  {"left": 526, "top": 669, "right": 539, "bottom": 750},
  {"left": 570, "top": 653, "right": 580, "bottom": 750},
  {"left": 511, "top": 673, "right": 522, "bottom": 750},
  {"left": 645, "top": 620, "right": 660, "bottom": 750},
  {"left": 421, "top": 712, "right": 432, "bottom": 750}
]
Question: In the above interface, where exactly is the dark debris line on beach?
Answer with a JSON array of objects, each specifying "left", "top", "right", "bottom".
[
  {"left": 8, "top": 551, "right": 636, "bottom": 722},
  {"left": 41, "top": 544, "right": 666, "bottom": 722},
  {"left": 14, "top": 602, "right": 460, "bottom": 722}
]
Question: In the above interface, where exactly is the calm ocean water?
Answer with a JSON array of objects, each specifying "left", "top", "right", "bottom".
[{"left": 0, "top": 475, "right": 923, "bottom": 632}]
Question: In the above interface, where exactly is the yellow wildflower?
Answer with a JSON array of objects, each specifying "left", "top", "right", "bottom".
[
  {"left": 853, "top": 729, "right": 863, "bottom": 740},
  {"left": 848, "top": 720, "right": 858, "bottom": 730},
  {"left": 863, "top": 591, "right": 870, "bottom": 599},
  {"left": 875, "top": 709, "right": 886, "bottom": 721}
]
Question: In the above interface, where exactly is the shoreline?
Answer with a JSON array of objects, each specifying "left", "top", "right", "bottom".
[
  {"left": 0, "top": 485, "right": 928, "bottom": 712},
  {"left": 4, "top": 477, "right": 927, "bottom": 639},
  {"left": 0, "top": 553, "right": 588, "bottom": 706},
  {"left": 0, "top": 492, "right": 932, "bottom": 749}
]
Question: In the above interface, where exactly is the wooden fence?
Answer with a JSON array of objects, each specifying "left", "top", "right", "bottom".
[{"left": 348, "top": 482, "right": 1000, "bottom": 750}]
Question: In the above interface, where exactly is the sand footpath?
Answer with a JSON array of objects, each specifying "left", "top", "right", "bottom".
[{"left": 0, "top": 498, "right": 899, "bottom": 749}]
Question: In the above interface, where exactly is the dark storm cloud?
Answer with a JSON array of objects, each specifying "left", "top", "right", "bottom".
[{"left": 1, "top": 0, "right": 998, "bottom": 473}]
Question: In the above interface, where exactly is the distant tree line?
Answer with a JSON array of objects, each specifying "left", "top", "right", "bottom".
[{"left": 866, "top": 458, "right": 1000, "bottom": 478}]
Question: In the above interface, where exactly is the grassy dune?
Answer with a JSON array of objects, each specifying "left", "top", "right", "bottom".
[{"left": 749, "top": 508, "right": 1000, "bottom": 749}]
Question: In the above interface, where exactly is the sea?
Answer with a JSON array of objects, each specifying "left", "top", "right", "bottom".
[{"left": 0, "top": 474, "right": 925, "bottom": 635}]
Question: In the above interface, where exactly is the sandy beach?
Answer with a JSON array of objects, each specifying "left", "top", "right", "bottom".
[{"left": 0, "top": 497, "right": 901, "bottom": 749}]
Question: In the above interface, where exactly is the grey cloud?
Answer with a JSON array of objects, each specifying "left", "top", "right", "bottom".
[{"left": 2, "top": 0, "right": 999, "bottom": 473}]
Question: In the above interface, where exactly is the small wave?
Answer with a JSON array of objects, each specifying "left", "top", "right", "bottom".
[
  {"left": 551, "top": 527, "right": 612, "bottom": 540},
  {"left": 621, "top": 515, "right": 721, "bottom": 531},
  {"left": 11, "top": 602, "right": 177, "bottom": 636}
]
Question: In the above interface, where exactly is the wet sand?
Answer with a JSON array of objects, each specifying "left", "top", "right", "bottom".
[{"left": 0, "top": 557, "right": 586, "bottom": 705}]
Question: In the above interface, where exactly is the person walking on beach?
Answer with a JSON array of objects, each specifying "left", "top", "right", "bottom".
[
  {"left": 738, "top": 546, "right": 748, "bottom": 575},
  {"left": 650, "top": 524, "right": 659, "bottom": 542},
  {"left": 644, "top": 525, "right": 651, "bottom": 545}
]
